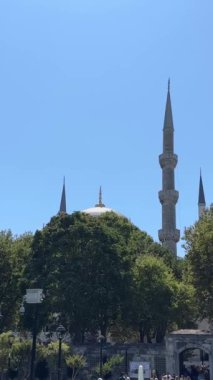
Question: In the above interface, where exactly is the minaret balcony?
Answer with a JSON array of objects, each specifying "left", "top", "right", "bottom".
[
  {"left": 159, "top": 153, "right": 178, "bottom": 169},
  {"left": 158, "top": 190, "right": 179, "bottom": 204},
  {"left": 158, "top": 229, "right": 180, "bottom": 243}
]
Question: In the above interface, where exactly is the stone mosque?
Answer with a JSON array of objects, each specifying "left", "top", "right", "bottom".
[{"left": 57, "top": 82, "right": 213, "bottom": 378}]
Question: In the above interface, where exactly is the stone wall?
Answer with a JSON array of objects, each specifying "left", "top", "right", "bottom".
[
  {"left": 73, "top": 331, "right": 213, "bottom": 379},
  {"left": 73, "top": 343, "right": 166, "bottom": 379}
]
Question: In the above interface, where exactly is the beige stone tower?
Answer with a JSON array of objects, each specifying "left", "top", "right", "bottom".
[{"left": 158, "top": 81, "right": 180, "bottom": 256}]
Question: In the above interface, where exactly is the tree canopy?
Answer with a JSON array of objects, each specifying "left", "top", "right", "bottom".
[
  {"left": 184, "top": 207, "right": 213, "bottom": 321},
  {"left": 0, "top": 210, "right": 199, "bottom": 343},
  {"left": 24, "top": 212, "right": 153, "bottom": 339},
  {"left": 0, "top": 231, "right": 33, "bottom": 330},
  {"left": 21, "top": 211, "right": 195, "bottom": 342}
]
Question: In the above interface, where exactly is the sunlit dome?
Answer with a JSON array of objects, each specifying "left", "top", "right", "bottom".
[{"left": 82, "top": 187, "right": 120, "bottom": 217}]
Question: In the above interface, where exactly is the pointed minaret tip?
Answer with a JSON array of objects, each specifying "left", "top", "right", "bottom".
[
  {"left": 163, "top": 79, "right": 173, "bottom": 131},
  {"left": 59, "top": 177, "right": 67, "bottom": 213},
  {"left": 198, "top": 169, "right": 206, "bottom": 219},
  {"left": 198, "top": 170, "right": 206, "bottom": 205},
  {"left": 168, "top": 78, "right": 170, "bottom": 92}
]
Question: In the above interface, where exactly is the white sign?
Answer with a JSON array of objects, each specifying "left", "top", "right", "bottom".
[
  {"left": 26, "top": 289, "right": 43, "bottom": 304},
  {"left": 129, "top": 361, "right": 151, "bottom": 380}
]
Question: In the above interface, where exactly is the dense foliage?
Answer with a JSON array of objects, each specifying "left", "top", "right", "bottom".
[
  {"left": 184, "top": 207, "right": 213, "bottom": 321},
  {"left": 0, "top": 231, "right": 32, "bottom": 330},
  {"left": 24, "top": 212, "right": 152, "bottom": 339},
  {"left": 21, "top": 212, "right": 196, "bottom": 342},
  {"left": 0, "top": 211, "right": 199, "bottom": 345}
]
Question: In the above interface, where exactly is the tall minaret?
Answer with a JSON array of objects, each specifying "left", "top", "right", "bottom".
[
  {"left": 198, "top": 171, "right": 206, "bottom": 218},
  {"left": 59, "top": 177, "right": 66, "bottom": 213},
  {"left": 158, "top": 81, "right": 180, "bottom": 256}
]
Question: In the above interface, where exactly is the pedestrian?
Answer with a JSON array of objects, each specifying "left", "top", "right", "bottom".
[
  {"left": 119, "top": 373, "right": 125, "bottom": 380},
  {"left": 124, "top": 374, "right": 130, "bottom": 380}
]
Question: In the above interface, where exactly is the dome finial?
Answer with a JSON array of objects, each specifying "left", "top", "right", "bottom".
[
  {"left": 95, "top": 186, "right": 105, "bottom": 207},
  {"left": 99, "top": 186, "right": 102, "bottom": 205}
]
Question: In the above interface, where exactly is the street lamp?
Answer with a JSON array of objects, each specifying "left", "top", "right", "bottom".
[
  {"left": 98, "top": 335, "right": 105, "bottom": 378},
  {"left": 56, "top": 324, "right": 66, "bottom": 380},
  {"left": 124, "top": 348, "right": 128, "bottom": 375},
  {"left": 8, "top": 333, "right": 15, "bottom": 377},
  {"left": 0, "top": 309, "right": 3, "bottom": 333},
  {"left": 21, "top": 289, "right": 44, "bottom": 380}
]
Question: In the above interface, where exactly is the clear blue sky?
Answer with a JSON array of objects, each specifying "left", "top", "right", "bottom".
[{"left": 0, "top": 0, "right": 212, "bottom": 256}]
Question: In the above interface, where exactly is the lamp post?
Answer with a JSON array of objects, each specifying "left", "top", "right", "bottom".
[
  {"left": 20, "top": 289, "right": 44, "bottom": 380},
  {"left": 56, "top": 324, "right": 66, "bottom": 380},
  {"left": 98, "top": 335, "right": 105, "bottom": 378},
  {"left": 7, "top": 333, "right": 15, "bottom": 379},
  {"left": 124, "top": 348, "right": 128, "bottom": 375},
  {"left": 0, "top": 308, "right": 3, "bottom": 331}
]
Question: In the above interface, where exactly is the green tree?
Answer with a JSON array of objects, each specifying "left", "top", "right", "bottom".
[
  {"left": 171, "top": 282, "right": 198, "bottom": 329},
  {"left": 0, "top": 231, "right": 32, "bottom": 330},
  {"left": 184, "top": 207, "right": 213, "bottom": 321},
  {"left": 37, "top": 341, "right": 70, "bottom": 372},
  {"left": 66, "top": 354, "right": 86, "bottom": 380},
  {"left": 24, "top": 211, "right": 181, "bottom": 342},
  {"left": 132, "top": 255, "right": 175, "bottom": 342},
  {"left": 0, "top": 332, "right": 32, "bottom": 378},
  {"left": 93, "top": 354, "right": 123, "bottom": 380},
  {"left": 10, "top": 338, "right": 32, "bottom": 379},
  {"left": 0, "top": 332, "right": 12, "bottom": 373},
  {"left": 101, "top": 354, "right": 123, "bottom": 379},
  {"left": 24, "top": 212, "right": 143, "bottom": 340}
]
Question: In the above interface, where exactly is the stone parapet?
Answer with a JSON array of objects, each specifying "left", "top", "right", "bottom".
[
  {"left": 158, "top": 190, "right": 179, "bottom": 204},
  {"left": 159, "top": 153, "right": 178, "bottom": 169},
  {"left": 158, "top": 229, "right": 180, "bottom": 243}
]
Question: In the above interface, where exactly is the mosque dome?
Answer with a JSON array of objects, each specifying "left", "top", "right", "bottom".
[{"left": 82, "top": 187, "right": 120, "bottom": 217}]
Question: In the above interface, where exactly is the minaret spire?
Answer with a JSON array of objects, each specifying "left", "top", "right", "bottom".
[
  {"left": 163, "top": 79, "right": 174, "bottom": 132},
  {"left": 158, "top": 82, "right": 180, "bottom": 256},
  {"left": 198, "top": 170, "right": 206, "bottom": 218},
  {"left": 59, "top": 177, "right": 66, "bottom": 213},
  {"left": 168, "top": 78, "right": 170, "bottom": 91}
]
